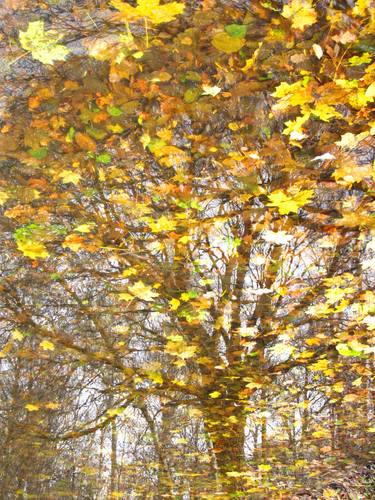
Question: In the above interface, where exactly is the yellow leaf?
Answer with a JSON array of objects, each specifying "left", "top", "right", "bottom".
[
  {"left": 25, "top": 403, "right": 39, "bottom": 412},
  {"left": 45, "top": 402, "right": 60, "bottom": 410},
  {"left": 19, "top": 20, "right": 70, "bottom": 65},
  {"left": 209, "top": 391, "right": 221, "bottom": 398},
  {"left": 353, "top": 0, "right": 370, "bottom": 17},
  {"left": 148, "top": 216, "right": 177, "bottom": 232},
  {"left": 17, "top": 240, "right": 49, "bottom": 259},
  {"left": 226, "top": 471, "right": 242, "bottom": 477},
  {"left": 311, "top": 103, "right": 342, "bottom": 122},
  {"left": 128, "top": 280, "right": 159, "bottom": 301},
  {"left": 165, "top": 336, "right": 198, "bottom": 359},
  {"left": 122, "top": 267, "right": 138, "bottom": 277},
  {"left": 343, "top": 393, "right": 359, "bottom": 403},
  {"left": 169, "top": 298, "right": 181, "bottom": 310},
  {"left": 258, "top": 464, "right": 272, "bottom": 472},
  {"left": 74, "top": 223, "right": 95, "bottom": 233},
  {"left": 267, "top": 189, "right": 313, "bottom": 215},
  {"left": 62, "top": 234, "right": 85, "bottom": 252},
  {"left": 365, "top": 82, "right": 375, "bottom": 98},
  {"left": 146, "top": 371, "right": 163, "bottom": 384},
  {"left": 212, "top": 32, "right": 245, "bottom": 53},
  {"left": 111, "top": 0, "right": 185, "bottom": 24},
  {"left": 282, "top": 113, "right": 311, "bottom": 142},
  {"left": 0, "top": 191, "right": 9, "bottom": 205},
  {"left": 282, "top": 0, "right": 317, "bottom": 30},
  {"left": 12, "top": 329, "right": 24, "bottom": 341},
  {"left": 58, "top": 170, "right": 82, "bottom": 185},
  {"left": 40, "top": 340, "right": 55, "bottom": 351}
]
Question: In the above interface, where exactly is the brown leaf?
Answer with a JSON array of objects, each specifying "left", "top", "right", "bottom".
[{"left": 75, "top": 132, "right": 97, "bottom": 152}]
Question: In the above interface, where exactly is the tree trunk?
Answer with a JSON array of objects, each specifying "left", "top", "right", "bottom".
[{"left": 204, "top": 398, "right": 246, "bottom": 494}]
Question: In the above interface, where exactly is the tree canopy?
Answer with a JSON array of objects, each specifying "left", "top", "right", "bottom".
[{"left": 0, "top": 0, "right": 374, "bottom": 498}]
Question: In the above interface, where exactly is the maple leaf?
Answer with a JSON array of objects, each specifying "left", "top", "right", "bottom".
[
  {"left": 281, "top": 0, "right": 317, "bottom": 30},
  {"left": 282, "top": 113, "right": 311, "bottom": 142},
  {"left": 128, "top": 281, "right": 159, "bottom": 301},
  {"left": 267, "top": 189, "right": 313, "bottom": 215},
  {"left": 12, "top": 329, "right": 24, "bottom": 341},
  {"left": 311, "top": 103, "right": 342, "bottom": 122},
  {"left": 148, "top": 216, "right": 177, "bottom": 232},
  {"left": 62, "top": 234, "right": 85, "bottom": 252},
  {"left": 165, "top": 335, "right": 197, "bottom": 359},
  {"left": 40, "top": 340, "right": 55, "bottom": 351},
  {"left": 111, "top": 0, "right": 185, "bottom": 24},
  {"left": 16, "top": 240, "right": 49, "bottom": 259},
  {"left": 19, "top": 21, "right": 70, "bottom": 65},
  {"left": 58, "top": 170, "right": 82, "bottom": 185}
]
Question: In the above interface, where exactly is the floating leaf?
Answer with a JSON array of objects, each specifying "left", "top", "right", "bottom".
[
  {"left": 19, "top": 20, "right": 70, "bottom": 65},
  {"left": 128, "top": 281, "right": 159, "bottom": 301},
  {"left": 75, "top": 132, "right": 97, "bottom": 151},
  {"left": 111, "top": 0, "right": 185, "bottom": 24},
  {"left": 58, "top": 170, "right": 82, "bottom": 185},
  {"left": 224, "top": 24, "right": 247, "bottom": 39},
  {"left": 267, "top": 189, "right": 314, "bottom": 215},
  {"left": 184, "top": 87, "right": 202, "bottom": 103},
  {"left": 16, "top": 240, "right": 49, "bottom": 259},
  {"left": 40, "top": 340, "right": 55, "bottom": 351},
  {"left": 96, "top": 153, "right": 112, "bottom": 164},
  {"left": 28, "top": 147, "right": 48, "bottom": 160},
  {"left": 281, "top": 0, "right": 317, "bottom": 30},
  {"left": 212, "top": 32, "right": 245, "bottom": 53},
  {"left": 25, "top": 404, "right": 39, "bottom": 412},
  {"left": 107, "top": 105, "right": 123, "bottom": 117}
]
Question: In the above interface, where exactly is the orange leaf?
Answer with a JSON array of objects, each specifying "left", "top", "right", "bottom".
[{"left": 75, "top": 132, "right": 97, "bottom": 152}]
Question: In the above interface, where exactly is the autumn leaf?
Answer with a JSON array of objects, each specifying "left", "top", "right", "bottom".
[
  {"left": 148, "top": 216, "right": 177, "bottom": 232},
  {"left": 281, "top": 0, "right": 317, "bottom": 30},
  {"left": 25, "top": 404, "right": 39, "bottom": 412},
  {"left": 267, "top": 189, "right": 313, "bottom": 215},
  {"left": 58, "top": 170, "right": 82, "bottom": 185},
  {"left": 111, "top": 0, "right": 185, "bottom": 24},
  {"left": 282, "top": 113, "right": 311, "bottom": 142},
  {"left": 16, "top": 240, "right": 49, "bottom": 259},
  {"left": 62, "top": 234, "right": 85, "bottom": 252},
  {"left": 128, "top": 281, "right": 159, "bottom": 301},
  {"left": 40, "top": 340, "right": 55, "bottom": 351},
  {"left": 19, "top": 21, "right": 70, "bottom": 65},
  {"left": 212, "top": 32, "right": 245, "bottom": 53},
  {"left": 75, "top": 132, "right": 97, "bottom": 151},
  {"left": 165, "top": 335, "right": 198, "bottom": 359},
  {"left": 0, "top": 191, "right": 9, "bottom": 205}
]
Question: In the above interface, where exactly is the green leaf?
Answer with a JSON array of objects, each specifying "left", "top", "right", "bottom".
[
  {"left": 224, "top": 24, "right": 247, "bottom": 38},
  {"left": 96, "top": 153, "right": 112, "bottom": 164},
  {"left": 184, "top": 87, "right": 202, "bottom": 103},
  {"left": 86, "top": 127, "right": 107, "bottom": 140},
  {"left": 28, "top": 147, "right": 48, "bottom": 159},
  {"left": 107, "top": 105, "right": 123, "bottom": 117},
  {"left": 66, "top": 127, "right": 75, "bottom": 143},
  {"left": 19, "top": 20, "right": 70, "bottom": 65}
]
